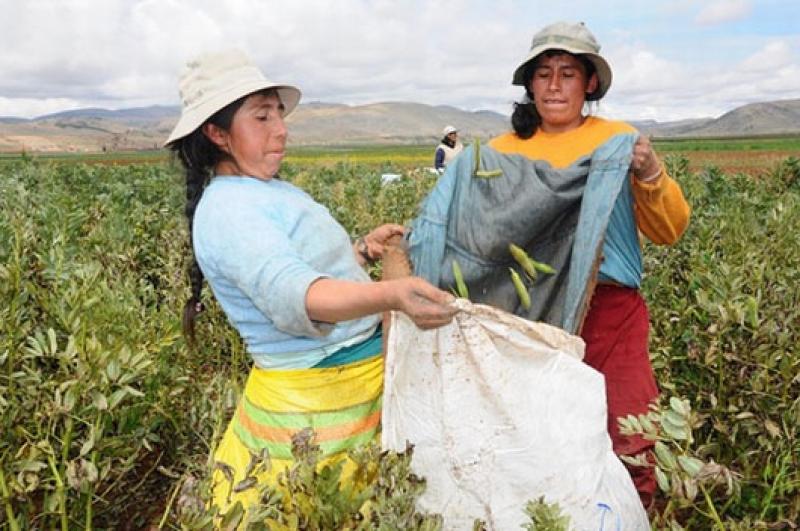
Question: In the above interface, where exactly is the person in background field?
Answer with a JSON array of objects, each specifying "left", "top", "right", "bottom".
[
  {"left": 164, "top": 49, "right": 457, "bottom": 515},
  {"left": 434, "top": 125, "right": 463, "bottom": 172},
  {"left": 487, "top": 21, "right": 690, "bottom": 510}
]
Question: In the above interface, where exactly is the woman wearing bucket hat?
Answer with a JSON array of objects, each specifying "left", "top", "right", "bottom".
[
  {"left": 493, "top": 21, "right": 691, "bottom": 510},
  {"left": 165, "top": 49, "right": 457, "bottom": 515},
  {"left": 406, "top": 21, "right": 691, "bottom": 514},
  {"left": 434, "top": 125, "right": 463, "bottom": 172}
]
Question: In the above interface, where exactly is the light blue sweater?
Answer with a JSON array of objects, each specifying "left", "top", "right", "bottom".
[{"left": 192, "top": 175, "right": 379, "bottom": 369}]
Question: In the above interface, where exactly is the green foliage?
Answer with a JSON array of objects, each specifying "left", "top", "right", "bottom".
[
  {"left": 286, "top": 163, "right": 438, "bottom": 237},
  {"left": 653, "top": 135, "right": 800, "bottom": 153},
  {"left": 619, "top": 398, "right": 739, "bottom": 529},
  {"left": 520, "top": 496, "right": 571, "bottom": 530},
  {"left": 0, "top": 160, "right": 237, "bottom": 527},
  {"left": 643, "top": 156, "right": 800, "bottom": 527},
  {"left": 176, "top": 429, "right": 442, "bottom": 530},
  {"left": 1, "top": 153, "right": 798, "bottom": 528}
]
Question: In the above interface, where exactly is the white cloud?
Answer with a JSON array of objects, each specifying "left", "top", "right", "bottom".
[
  {"left": 0, "top": 0, "right": 798, "bottom": 122},
  {"left": 740, "top": 40, "right": 794, "bottom": 71},
  {"left": 694, "top": 0, "right": 752, "bottom": 26},
  {"left": 0, "top": 97, "right": 84, "bottom": 119}
]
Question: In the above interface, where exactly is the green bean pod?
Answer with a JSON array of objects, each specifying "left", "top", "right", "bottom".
[
  {"left": 475, "top": 169, "right": 503, "bottom": 178},
  {"left": 452, "top": 259, "right": 469, "bottom": 299},
  {"left": 472, "top": 138, "right": 481, "bottom": 174},
  {"left": 509, "top": 267, "right": 531, "bottom": 310},
  {"left": 531, "top": 259, "right": 556, "bottom": 275},
  {"left": 509, "top": 243, "right": 537, "bottom": 280}
]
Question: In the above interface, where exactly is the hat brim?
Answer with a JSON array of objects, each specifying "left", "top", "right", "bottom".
[
  {"left": 164, "top": 81, "right": 301, "bottom": 147},
  {"left": 512, "top": 48, "right": 612, "bottom": 101}
]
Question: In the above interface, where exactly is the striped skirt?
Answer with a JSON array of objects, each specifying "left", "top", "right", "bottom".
[{"left": 211, "top": 351, "right": 384, "bottom": 514}]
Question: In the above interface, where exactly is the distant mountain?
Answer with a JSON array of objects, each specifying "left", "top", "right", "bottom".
[
  {"left": 630, "top": 99, "right": 800, "bottom": 138},
  {"left": 287, "top": 102, "right": 508, "bottom": 145},
  {"left": 1, "top": 98, "right": 799, "bottom": 153},
  {"left": 0, "top": 101, "right": 509, "bottom": 152},
  {"left": 36, "top": 105, "right": 180, "bottom": 124}
]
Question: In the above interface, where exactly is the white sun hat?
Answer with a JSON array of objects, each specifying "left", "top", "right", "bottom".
[
  {"left": 511, "top": 21, "right": 612, "bottom": 101},
  {"left": 442, "top": 125, "right": 458, "bottom": 136},
  {"left": 164, "top": 49, "right": 301, "bottom": 146}
]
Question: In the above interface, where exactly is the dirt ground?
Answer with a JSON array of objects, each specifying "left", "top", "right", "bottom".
[{"left": 681, "top": 149, "right": 797, "bottom": 176}]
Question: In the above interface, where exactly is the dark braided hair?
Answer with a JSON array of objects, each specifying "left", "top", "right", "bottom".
[
  {"left": 169, "top": 92, "right": 256, "bottom": 346},
  {"left": 511, "top": 50, "right": 598, "bottom": 139}
]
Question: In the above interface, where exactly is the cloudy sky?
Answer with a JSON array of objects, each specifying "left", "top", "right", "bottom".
[{"left": 1, "top": 0, "right": 798, "bottom": 122}]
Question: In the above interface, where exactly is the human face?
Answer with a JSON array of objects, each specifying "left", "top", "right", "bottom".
[
  {"left": 207, "top": 92, "right": 287, "bottom": 180},
  {"left": 529, "top": 53, "right": 598, "bottom": 133}
]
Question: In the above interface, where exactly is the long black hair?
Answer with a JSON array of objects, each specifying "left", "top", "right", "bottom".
[
  {"left": 169, "top": 88, "right": 277, "bottom": 346},
  {"left": 510, "top": 50, "right": 597, "bottom": 139}
]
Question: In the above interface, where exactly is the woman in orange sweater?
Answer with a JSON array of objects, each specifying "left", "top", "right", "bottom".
[{"left": 488, "top": 21, "right": 690, "bottom": 508}]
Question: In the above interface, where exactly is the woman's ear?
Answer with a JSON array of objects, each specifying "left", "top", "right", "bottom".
[
  {"left": 586, "top": 72, "right": 599, "bottom": 96},
  {"left": 202, "top": 122, "right": 229, "bottom": 152}
]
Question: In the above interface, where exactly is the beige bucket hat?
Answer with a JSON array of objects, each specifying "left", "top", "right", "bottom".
[
  {"left": 164, "top": 49, "right": 301, "bottom": 146},
  {"left": 512, "top": 21, "right": 612, "bottom": 101}
]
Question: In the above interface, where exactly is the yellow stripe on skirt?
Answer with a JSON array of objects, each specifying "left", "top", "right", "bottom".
[{"left": 211, "top": 353, "right": 384, "bottom": 514}]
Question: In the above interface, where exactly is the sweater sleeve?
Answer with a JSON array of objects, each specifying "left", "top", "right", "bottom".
[
  {"left": 632, "top": 167, "right": 691, "bottom": 245},
  {"left": 197, "top": 200, "right": 332, "bottom": 338}
]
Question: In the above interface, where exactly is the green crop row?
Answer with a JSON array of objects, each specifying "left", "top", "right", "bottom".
[{"left": 0, "top": 155, "right": 798, "bottom": 529}]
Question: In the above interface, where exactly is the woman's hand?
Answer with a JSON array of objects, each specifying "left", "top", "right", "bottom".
[
  {"left": 388, "top": 277, "right": 458, "bottom": 330},
  {"left": 359, "top": 223, "right": 406, "bottom": 262},
  {"left": 631, "top": 135, "right": 663, "bottom": 182}
]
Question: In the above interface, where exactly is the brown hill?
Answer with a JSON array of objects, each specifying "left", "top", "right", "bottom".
[
  {"left": 1, "top": 98, "right": 799, "bottom": 153},
  {"left": 632, "top": 98, "right": 800, "bottom": 137},
  {"left": 0, "top": 102, "right": 509, "bottom": 153}
]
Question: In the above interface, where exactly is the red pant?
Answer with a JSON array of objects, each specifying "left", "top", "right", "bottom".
[{"left": 580, "top": 285, "right": 658, "bottom": 508}]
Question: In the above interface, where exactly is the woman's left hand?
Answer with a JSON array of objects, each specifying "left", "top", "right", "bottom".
[
  {"left": 631, "top": 135, "right": 663, "bottom": 182},
  {"left": 360, "top": 224, "right": 406, "bottom": 261}
]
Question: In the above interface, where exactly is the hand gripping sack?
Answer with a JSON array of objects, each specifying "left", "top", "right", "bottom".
[{"left": 382, "top": 299, "right": 650, "bottom": 530}]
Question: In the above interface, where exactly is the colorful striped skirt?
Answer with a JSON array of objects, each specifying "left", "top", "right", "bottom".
[{"left": 211, "top": 345, "right": 384, "bottom": 514}]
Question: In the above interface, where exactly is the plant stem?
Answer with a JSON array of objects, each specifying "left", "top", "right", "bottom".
[
  {"left": 85, "top": 449, "right": 98, "bottom": 531},
  {"left": 157, "top": 475, "right": 184, "bottom": 529},
  {"left": 0, "top": 464, "right": 21, "bottom": 531},
  {"left": 47, "top": 454, "right": 68, "bottom": 531},
  {"left": 700, "top": 483, "right": 724, "bottom": 530}
]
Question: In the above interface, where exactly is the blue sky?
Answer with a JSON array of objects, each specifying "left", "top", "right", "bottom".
[{"left": 1, "top": 0, "right": 798, "bottom": 122}]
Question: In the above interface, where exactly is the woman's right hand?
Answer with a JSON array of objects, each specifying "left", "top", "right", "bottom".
[{"left": 388, "top": 277, "right": 459, "bottom": 329}]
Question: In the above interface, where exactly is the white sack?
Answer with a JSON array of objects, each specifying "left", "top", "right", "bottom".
[{"left": 382, "top": 299, "right": 649, "bottom": 530}]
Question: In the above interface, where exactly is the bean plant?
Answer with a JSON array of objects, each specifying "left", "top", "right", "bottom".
[{"left": 0, "top": 153, "right": 798, "bottom": 529}]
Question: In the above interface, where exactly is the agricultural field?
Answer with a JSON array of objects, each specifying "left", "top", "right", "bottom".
[
  {"left": 2, "top": 134, "right": 798, "bottom": 174},
  {"left": 0, "top": 142, "right": 799, "bottom": 529}
]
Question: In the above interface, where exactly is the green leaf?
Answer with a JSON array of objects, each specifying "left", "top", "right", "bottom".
[
  {"left": 106, "top": 359, "right": 120, "bottom": 382},
  {"left": 683, "top": 477, "right": 698, "bottom": 501},
  {"left": 108, "top": 388, "right": 128, "bottom": 410},
  {"left": 220, "top": 501, "right": 245, "bottom": 531},
  {"left": 123, "top": 385, "right": 144, "bottom": 398},
  {"left": 640, "top": 415, "right": 656, "bottom": 434},
  {"left": 63, "top": 386, "right": 78, "bottom": 412},
  {"left": 79, "top": 437, "right": 94, "bottom": 458},
  {"left": 677, "top": 455, "right": 704, "bottom": 477},
  {"left": 91, "top": 391, "right": 108, "bottom": 411},
  {"left": 655, "top": 466, "right": 671, "bottom": 492},
  {"left": 47, "top": 328, "right": 57, "bottom": 355},
  {"left": 669, "top": 396, "right": 690, "bottom": 417},
  {"left": 654, "top": 441, "right": 678, "bottom": 470}
]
